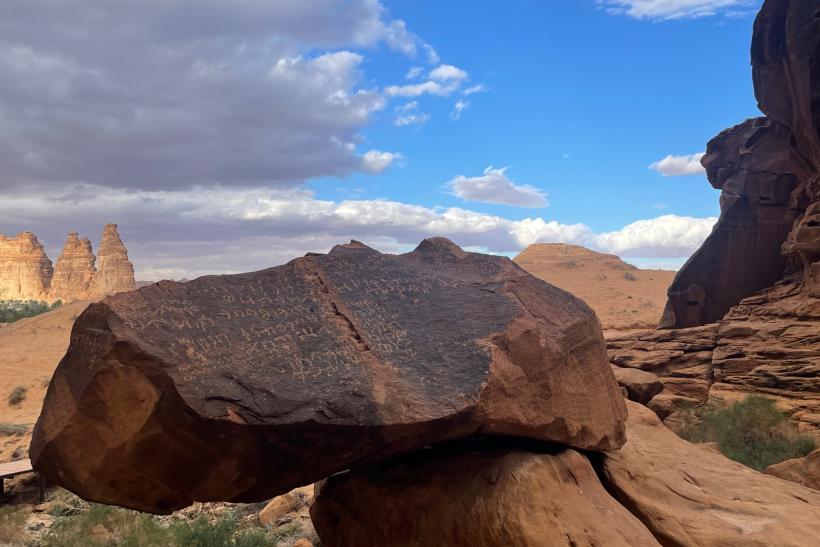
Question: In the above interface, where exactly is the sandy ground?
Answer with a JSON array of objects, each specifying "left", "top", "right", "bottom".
[
  {"left": 515, "top": 243, "right": 676, "bottom": 330},
  {"left": 0, "top": 301, "right": 89, "bottom": 462}
]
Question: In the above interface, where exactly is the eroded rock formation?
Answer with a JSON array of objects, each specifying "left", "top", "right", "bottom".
[
  {"left": 0, "top": 232, "right": 53, "bottom": 301},
  {"left": 50, "top": 233, "right": 96, "bottom": 303},
  {"left": 311, "top": 443, "right": 661, "bottom": 547},
  {"left": 0, "top": 224, "right": 135, "bottom": 303},
  {"left": 90, "top": 224, "right": 135, "bottom": 298},
  {"left": 765, "top": 448, "right": 820, "bottom": 490},
  {"left": 597, "top": 401, "right": 820, "bottom": 547},
  {"left": 31, "top": 237, "right": 626, "bottom": 513}
]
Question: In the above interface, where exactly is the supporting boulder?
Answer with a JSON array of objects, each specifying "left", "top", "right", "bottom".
[{"left": 310, "top": 442, "right": 660, "bottom": 547}]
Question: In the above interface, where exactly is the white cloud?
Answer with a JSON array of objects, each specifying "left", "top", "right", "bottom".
[
  {"left": 360, "top": 150, "right": 403, "bottom": 173},
  {"left": 0, "top": 185, "right": 715, "bottom": 279},
  {"left": 600, "top": 0, "right": 754, "bottom": 20},
  {"left": 593, "top": 214, "right": 717, "bottom": 257},
  {"left": 0, "top": 0, "right": 440, "bottom": 191},
  {"left": 405, "top": 66, "right": 424, "bottom": 79},
  {"left": 429, "top": 64, "right": 469, "bottom": 82},
  {"left": 451, "top": 100, "right": 470, "bottom": 120},
  {"left": 385, "top": 80, "right": 457, "bottom": 97},
  {"left": 447, "top": 167, "right": 549, "bottom": 208},
  {"left": 462, "top": 84, "right": 487, "bottom": 95},
  {"left": 649, "top": 153, "right": 706, "bottom": 176},
  {"left": 395, "top": 113, "right": 431, "bottom": 126}
]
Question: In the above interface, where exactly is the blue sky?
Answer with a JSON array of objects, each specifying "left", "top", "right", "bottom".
[{"left": 0, "top": 0, "right": 764, "bottom": 278}]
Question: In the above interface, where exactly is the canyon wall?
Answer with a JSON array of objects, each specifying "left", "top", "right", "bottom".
[{"left": 0, "top": 224, "right": 135, "bottom": 303}]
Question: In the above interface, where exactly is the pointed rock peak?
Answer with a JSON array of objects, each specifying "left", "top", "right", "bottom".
[
  {"left": 410, "top": 237, "right": 468, "bottom": 259},
  {"left": 101, "top": 223, "right": 123, "bottom": 242},
  {"left": 328, "top": 240, "right": 377, "bottom": 255}
]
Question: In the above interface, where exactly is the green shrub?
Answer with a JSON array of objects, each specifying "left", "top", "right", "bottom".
[
  {"left": 0, "top": 299, "right": 63, "bottom": 324},
  {"left": 0, "top": 423, "right": 27, "bottom": 436},
  {"left": 680, "top": 395, "right": 816, "bottom": 470},
  {"left": 7, "top": 386, "right": 27, "bottom": 406}
]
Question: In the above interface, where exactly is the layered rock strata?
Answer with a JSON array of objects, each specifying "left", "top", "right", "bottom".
[
  {"left": 0, "top": 232, "right": 53, "bottom": 301},
  {"left": 31, "top": 238, "right": 626, "bottom": 513},
  {"left": 89, "top": 223, "right": 135, "bottom": 298},
  {"left": 50, "top": 233, "right": 96, "bottom": 302}
]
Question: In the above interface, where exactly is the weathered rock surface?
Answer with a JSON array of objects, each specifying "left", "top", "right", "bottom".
[
  {"left": 0, "top": 232, "right": 53, "bottom": 301},
  {"left": 89, "top": 224, "right": 135, "bottom": 298},
  {"left": 653, "top": 0, "right": 820, "bottom": 422},
  {"left": 31, "top": 238, "right": 626, "bottom": 513},
  {"left": 610, "top": 365, "right": 664, "bottom": 404},
  {"left": 49, "top": 233, "right": 96, "bottom": 303},
  {"left": 597, "top": 401, "right": 820, "bottom": 547},
  {"left": 311, "top": 443, "right": 660, "bottom": 547},
  {"left": 765, "top": 448, "right": 820, "bottom": 490}
]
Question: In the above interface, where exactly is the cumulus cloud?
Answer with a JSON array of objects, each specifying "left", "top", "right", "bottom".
[
  {"left": 0, "top": 184, "right": 715, "bottom": 279},
  {"left": 649, "top": 153, "right": 706, "bottom": 176},
  {"left": 405, "top": 66, "right": 424, "bottom": 79},
  {"left": 429, "top": 64, "right": 469, "bottom": 82},
  {"left": 447, "top": 167, "right": 549, "bottom": 208},
  {"left": 385, "top": 64, "right": 471, "bottom": 97},
  {"left": 599, "top": 0, "right": 755, "bottom": 20},
  {"left": 360, "top": 150, "right": 403, "bottom": 173},
  {"left": 0, "top": 0, "right": 447, "bottom": 192}
]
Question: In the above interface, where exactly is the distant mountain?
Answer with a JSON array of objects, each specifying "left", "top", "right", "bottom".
[{"left": 514, "top": 244, "right": 675, "bottom": 331}]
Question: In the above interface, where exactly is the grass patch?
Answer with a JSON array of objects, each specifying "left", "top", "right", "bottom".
[
  {"left": 0, "top": 299, "right": 62, "bottom": 324},
  {"left": 0, "top": 423, "right": 28, "bottom": 436},
  {"left": 41, "top": 501, "right": 300, "bottom": 547},
  {"left": 0, "top": 505, "right": 27, "bottom": 544},
  {"left": 680, "top": 395, "right": 816, "bottom": 470},
  {"left": 7, "top": 386, "right": 27, "bottom": 406}
]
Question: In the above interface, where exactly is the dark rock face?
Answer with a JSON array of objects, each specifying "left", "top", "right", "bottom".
[
  {"left": 31, "top": 238, "right": 626, "bottom": 513},
  {"left": 661, "top": 0, "right": 820, "bottom": 329}
]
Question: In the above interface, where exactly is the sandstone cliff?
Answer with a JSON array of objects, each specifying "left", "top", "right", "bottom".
[
  {"left": 50, "top": 233, "right": 96, "bottom": 302},
  {"left": 89, "top": 224, "right": 135, "bottom": 298},
  {"left": 0, "top": 232, "right": 53, "bottom": 301},
  {"left": 612, "top": 0, "right": 820, "bottom": 438},
  {"left": 0, "top": 224, "right": 135, "bottom": 303}
]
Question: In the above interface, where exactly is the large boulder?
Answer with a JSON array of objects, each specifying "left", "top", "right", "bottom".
[
  {"left": 610, "top": 365, "right": 663, "bottom": 404},
  {"left": 596, "top": 401, "right": 820, "bottom": 547},
  {"left": 765, "top": 448, "right": 820, "bottom": 491},
  {"left": 310, "top": 442, "right": 660, "bottom": 547},
  {"left": 31, "top": 238, "right": 626, "bottom": 513}
]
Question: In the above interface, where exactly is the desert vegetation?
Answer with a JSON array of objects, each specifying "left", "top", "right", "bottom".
[
  {"left": 680, "top": 395, "right": 816, "bottom": 471},
  {"left": 7, "top": 386, "right": 28, "bottom": 407},
  {"left": 0, "top": 300, "right": 62, "bottom": 325}
]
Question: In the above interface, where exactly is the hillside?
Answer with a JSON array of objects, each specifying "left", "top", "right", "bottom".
[
  {"left": 0, "top": 301, "right": 88, "bottom": 462},
  {"left": 514, "top": 244, "right": 675, "bottom": 330}
]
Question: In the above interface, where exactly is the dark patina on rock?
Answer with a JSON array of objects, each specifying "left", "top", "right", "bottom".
[{"left": 31, "top": 238, "right": 625, "bottom": 513}]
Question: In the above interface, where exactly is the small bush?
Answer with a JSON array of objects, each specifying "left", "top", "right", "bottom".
[
  {"left": 623, "top": 271, "right": 637, "bottom": 281},
  {"left": 680, "top": 395, "right": 816, "bottom": 470},
  {"left": 7, "top": 386, "right": 27, "bottom": 406},
  {"left": 0, "top": 423, "right": 27, "bottom": 436}
]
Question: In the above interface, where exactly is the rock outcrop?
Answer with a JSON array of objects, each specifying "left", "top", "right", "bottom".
[
  {"left": 0, "top": 232, "right": 53, "bottom": 301},
  {"left": 89, "top": 224, "right": 135, "bottom": 299},
  {"left": 311, "top": 443, "right": 660, "bottom": 547},
  {"left": 597, "top": 400, "right": 820, "bottom": 547},
  {"left": 765, "top": 448, "right": 820, "bottom": 490},
  {"left": 0, "top": 224, "right": 136, "bottom": 303},
  {"left": 49, "top": 233, "right": 96, "bottom": 303},
  {"left": 515, "top": 243, "right": 675, "bottom": 330},
  {"left": 31, "top": 237, "right": 627, "bottom": 513}
]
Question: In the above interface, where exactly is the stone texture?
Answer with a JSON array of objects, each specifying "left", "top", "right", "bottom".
[
  {"left": 310, "top": 443, "right": 659, "bottom": 547},
  {"left": 610, "top": 365, "right": 664, "bottom": 404},
  {"left": 0, "top": 232, "right": 53, "bottom": 301},
  {"left": 49, "top": 233, "right": 96, "bottom": 303},
  {"left": 31, "top": 238, "right": 626, "bottom": 513},
  {"left": 259, "top": 486, "right": 312, "bottom": 526},
  {"left": 765, "top": 448, "right": 820, "bottom": 491},
  {"left": 89, "top": 223, "right": 135, "bottom": 298},
  {"left": 596, "top": 400, "right": 820, "bottom": 547}
]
